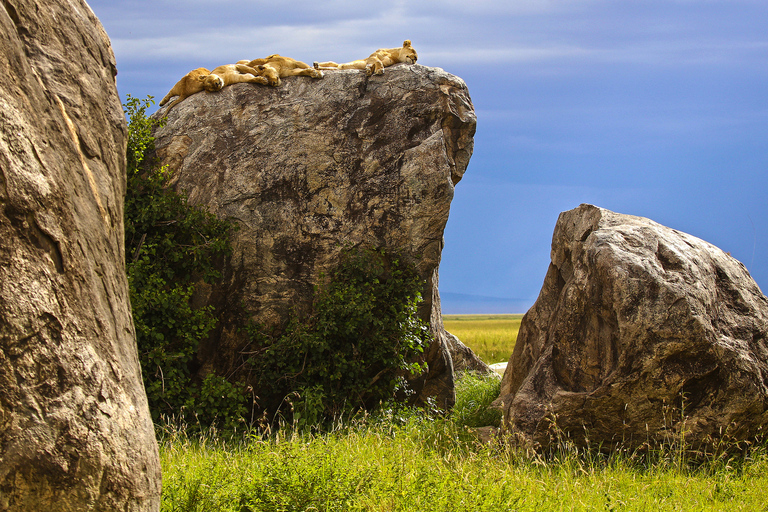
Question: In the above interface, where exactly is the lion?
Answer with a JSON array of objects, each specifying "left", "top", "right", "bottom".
[
  {"left": 313, "top": 40, "right": 418, "bottom": 76},
  {"left": 159, "top": 67, "right": 212, "bottom": 111},
  {"left": 203, "top": 64, "right": 269, "bottom": 91},
  {"left": 235, "top": 55, "right": 323, "bottom": 87},
  {"left": 160, "top": 65, "right": 269, "bottom": 112}
]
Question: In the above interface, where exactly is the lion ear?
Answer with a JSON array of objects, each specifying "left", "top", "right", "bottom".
[
  {"left": 403, "top": 40, "right": 411, "bottom": 47},
  {"left": 196, "top": 75, "right": 208, "bottom": 81}
]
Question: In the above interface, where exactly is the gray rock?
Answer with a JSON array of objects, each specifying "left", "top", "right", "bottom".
[
  {"left": 0, "top": 1, "right": 161, "bottom": 509},
  {"left": 497, "top": 204, "right": 768, "bottom": 450},
  {"left": 445, "top": 331, "right": 492, "bottom": 374},
  {"left": 151, "top": 63, "right": 477, "bottom": 410}
]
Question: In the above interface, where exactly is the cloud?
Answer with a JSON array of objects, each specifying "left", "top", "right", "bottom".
[
  {"left": 88, "top": 0, "right": 768, "bottom": 301},
  {"left": 93, "top": 0, "right": 768, "bottom": 76}
]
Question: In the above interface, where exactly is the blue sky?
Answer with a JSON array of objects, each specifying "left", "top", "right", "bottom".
[{"left": 87, "top": 0, "right": 768, "bottom": 314}]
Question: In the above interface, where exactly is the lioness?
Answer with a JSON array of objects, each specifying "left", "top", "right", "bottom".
[
  {"left": 204, "top": 64, "right": 269, "bottom": 92},
  {"left": 160, "top": 65, "right": 269, "bottom": 112},
  {"left": 159, "top": 67, "right": 212, "bottom": 111},
  {"left": 313, "top": 40, "right": 418, "bottom": 76},
  {"left": 236, "top": 55, "right": 323, "bottom": 87}
]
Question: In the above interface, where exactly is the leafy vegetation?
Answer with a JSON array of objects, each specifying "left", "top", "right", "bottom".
[
  {"left": 452, "top": 372, "right": 502, "bottom": 428},
  {"left": 246, "top": 247, "right": 431, "bottom": 429},
  {"left": 124, "top": 95, "right": 245, "bottom": 429}
]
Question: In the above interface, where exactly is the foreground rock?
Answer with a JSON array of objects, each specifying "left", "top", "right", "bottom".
[
  {"left": 0, "top": 1, "right": 161, "bottom": 509},
  {"left": 497, "top": 204, "right": 768, "bottom": 450},
  {"left": 152, "top": 63, "right": 476, "bottom": 409}
]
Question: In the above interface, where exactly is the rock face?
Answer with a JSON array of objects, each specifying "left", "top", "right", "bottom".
[
  {"left": 152, "top": 63, "right": 476, "bottom": 409},
  {"left": 0, "top": 1, "right": 161, "bottom": 510},
  {"left": 497, "top": 204, "right": 768, "bottom": 450}
]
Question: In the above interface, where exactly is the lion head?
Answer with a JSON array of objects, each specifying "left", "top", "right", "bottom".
[
  {"left": 203, "top": 74, "right": 225, "bottom": 92},
  {"left": 399, "top": 40, "right": 418, "bottom": 64}
]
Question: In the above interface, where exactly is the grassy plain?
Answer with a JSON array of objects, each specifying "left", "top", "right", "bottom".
[
  {"left": 443, "top": 314, "right": 522, "bottom": 364},
  {"left": 160, "top": 406, "right": 768, "bottom": 510},
  {"left": 159, "top": 316, "right": 768, "bottom": 511}
]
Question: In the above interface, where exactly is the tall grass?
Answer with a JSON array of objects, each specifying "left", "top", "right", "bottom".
[
  {"left": 443, "top": 314, "right": 522, "bottom": 364},
  {"left": 159, "top": 318, "right": 768, "bottom": 510},
  {"left": 159, "top": 372, "right": 768, "bottom": 511}
]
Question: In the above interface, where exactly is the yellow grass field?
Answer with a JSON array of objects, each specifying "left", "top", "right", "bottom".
[{"left": 443, "top": 314, "right": 523, "bottom": 365}]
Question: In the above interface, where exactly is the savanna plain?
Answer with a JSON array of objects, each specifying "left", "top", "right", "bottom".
[{"left": 160, "top": 314, "right": 768, "bottom": 511}]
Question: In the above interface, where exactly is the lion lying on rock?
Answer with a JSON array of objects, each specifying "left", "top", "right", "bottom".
[
  {"left": 160, "top": 65, "right": 269, "bottom": 111},
  {"left": 205, "top": 64, "right": 269, "bottom": 91},
  {"left": 159, "top": 67, "right": 212, "bottom": 111},
  {"left": 235, "top": 55, "right": 323, "bottom": 87},
  {"left": 313, "top": 40, "right": 418, "bottom": 76}
]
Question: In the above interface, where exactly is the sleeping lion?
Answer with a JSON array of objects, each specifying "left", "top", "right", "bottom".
[
  {"left": 313, "top": 40, "right": 418, "bottom": 76},
  {"left": 159, "top": 67, "right": 212, "bottom": 111},
  {"left": 159, "top": 65, "right": 269, "bottom": 112},
  {"left": 236, "top": 55, "right": 323, "bottom": 87}
]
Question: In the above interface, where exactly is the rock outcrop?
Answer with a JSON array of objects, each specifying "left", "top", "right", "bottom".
[
  {"left": 152, "top": 63, "right": 476, "bottom": 410},
  {"left": 497, "top": 204, "right": 768, "bottom": 450},
  {"left": 445, "top": 331, "right": 492, "bottom": 374},
  {"left": 0, "top": 1, "right": 161, "bottom": 509}
]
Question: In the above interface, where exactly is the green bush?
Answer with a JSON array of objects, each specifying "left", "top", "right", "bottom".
[
  {"left": 248, "top": 247, "right": 431, "bottom": 429},
  {"left": 124, "top": 95, "right": 246, "bottom": 430}
]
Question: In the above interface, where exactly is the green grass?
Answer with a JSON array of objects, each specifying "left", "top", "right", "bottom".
[
  {"left": 159, "top": 372, "right": 768, "bottom": 511},
  {"left": 160, "top": 436, "right": 768, "bottom": 511},
  {"left": 159, "top": 318, "right": 768, "bottom": 511},
  {"left": 443, "top": 314, "right": 522, "bottom": 364}
]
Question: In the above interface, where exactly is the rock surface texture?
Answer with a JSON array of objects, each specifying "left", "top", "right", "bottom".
[
  {"left": 497, "top": 204, "right": 768, "bottom": 450},
  {"left": 0, "top": 1, "right": 161, "bottom": 510},
  {"left": 152, "top": 64, "right": 476, "bottom": 409}
]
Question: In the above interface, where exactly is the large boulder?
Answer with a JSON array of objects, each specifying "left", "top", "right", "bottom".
[
  {"left": 497, "top": 204, "right": 768, "bottom": 450},
  {"left": 0, "top": 1, "right": 161, "bottom": 509},
  {"left": 151, "top": 63, "right": 476, "bottom": 410}
]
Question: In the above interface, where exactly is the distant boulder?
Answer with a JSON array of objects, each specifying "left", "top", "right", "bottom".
[
  {"left": 0, "top": 0, "right": 160, "bottom": 509},
  {"left": 445, "top": 331, "right": 492, "bottom": 374},
  {"left": 496, "top": 204, "right": 768, "bottom": 450},
  {"left": 151, "top": 63, "right": 477, "bottom": 410}
]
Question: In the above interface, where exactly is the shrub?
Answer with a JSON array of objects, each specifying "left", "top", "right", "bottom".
[
  {"left": 248, "top": 247, "right": 431, "bottom": 429},
  {"left": 124, "top": 95, "right": 246, "bottom": 430}
]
